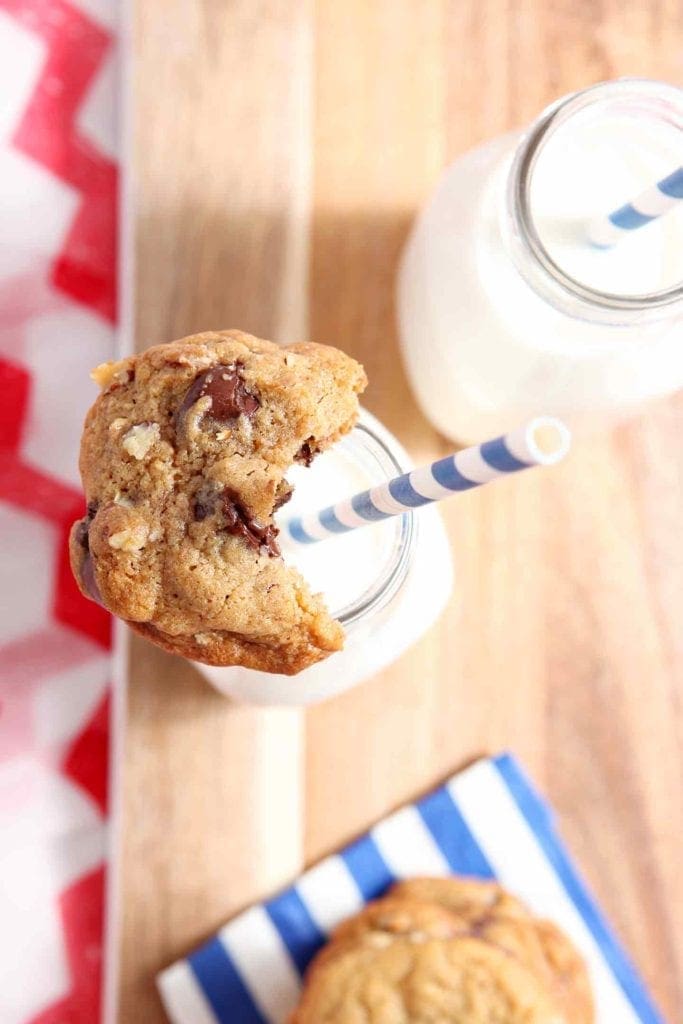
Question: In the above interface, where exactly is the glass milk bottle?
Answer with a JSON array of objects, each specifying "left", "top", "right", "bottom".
[
  {"left": 398, "top": 79, "right": 683, "bottom": 443},
  {"left": 197, "top": 409, "right": 453, "bottom": 705}
]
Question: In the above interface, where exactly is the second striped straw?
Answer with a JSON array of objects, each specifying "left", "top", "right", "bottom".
[
  {"left": 285, "top": 417, "right": 570, "bottom": 545},
  {"left": 587, "top": 165, "right": 683, "bottom": 249}
]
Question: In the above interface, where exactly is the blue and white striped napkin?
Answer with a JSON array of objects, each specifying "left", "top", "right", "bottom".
[{"left": 157, "top": 754, "right": 662, "bottom": 1024}]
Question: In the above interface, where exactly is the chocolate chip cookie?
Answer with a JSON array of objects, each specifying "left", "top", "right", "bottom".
[
  {"left": 70, "top": 329, "right": 366, "bottom": 674},
  {"left": 290, "top": 877, "right": 593, "bottom": 1024}
]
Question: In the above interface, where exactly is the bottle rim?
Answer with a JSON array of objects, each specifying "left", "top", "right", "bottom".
[
  {"left": 506, "top": 78, "right": 683, "bottom": 324},
  {"left": 333, "top": 412, "right": 416, "bottom": 630}
]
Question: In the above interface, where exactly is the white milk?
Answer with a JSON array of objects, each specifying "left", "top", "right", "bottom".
[
  {"left": 531, "top": 114, "right": 683, "bottom": 296},
  {"left": 398, "top": 80, "right": 683, "bottom": 443},
  {"left": 197, "top": 409, "right": 453, "bottom": 705},
  {"left": 277, "top": 451, "right": 396, "bottom": 619}
]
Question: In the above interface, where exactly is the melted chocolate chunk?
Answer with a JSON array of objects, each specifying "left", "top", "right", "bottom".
[
  {"left": 221, "top": 489, "right": 280, "bottom": 557},
  {"left": 295, "top": 438, "right": 320, "bottom": 467},
  {"left": 177, "top": 363, "right": 259, "bottom": 427},
  {"left": 80, "top": 554, "right": 104, "bottom": 606},
  {"left": 74, "top": 502, "right": 104, "bottom": 604},
  {"left": 75, "top": 520, "right": 90, "bottom": 551},
  {"left": 75, "top": 501, "right": 99, "bottom": 552}
]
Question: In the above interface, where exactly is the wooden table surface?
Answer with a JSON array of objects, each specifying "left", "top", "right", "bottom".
[{"left": 119, "top": 2, "right": 683, "bottom": 1020}]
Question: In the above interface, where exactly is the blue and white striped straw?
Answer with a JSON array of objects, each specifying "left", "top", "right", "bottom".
[
  {"left": 285, "top": 417, "right": 570, "bottom": 545},
  {"left": 588, "top": 165, "right": 683, "bottom": 248}
]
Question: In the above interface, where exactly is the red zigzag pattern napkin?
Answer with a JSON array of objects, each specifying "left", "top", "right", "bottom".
[{"left": 0, "top": 0, "right": 118, "bottom": 1020}]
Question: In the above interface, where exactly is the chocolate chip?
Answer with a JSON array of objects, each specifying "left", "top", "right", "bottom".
[
  {"left": 221, "top": 489, "right": 280, "bottom": 557},
  {"left": 273, "top": 480, "right": 293, "bottom": 512},
  {"left": 295, "top": 438, "right": 320, "bottom": 467},
  {"left": 73, "top": 503, "right": 105, "bottom": 605},
  {"left": 80, "top": 554, "right": 104, "bottom": 606},
  {"left": 75, "top": 520, "right": 90, "bottom": 551},
  {"left": 193, "top": 500, "right": 211, "bottom": 521},
  {"left": 177, "top": 363, "right": 259, "bottom": 428},
  {"left": 75, "top": 501, "right": 99, "bottom": 551}
]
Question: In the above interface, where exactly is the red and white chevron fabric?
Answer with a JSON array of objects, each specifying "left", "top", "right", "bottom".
[{"left": 0, "top": 0, "right": 118, "bottom": 1020}]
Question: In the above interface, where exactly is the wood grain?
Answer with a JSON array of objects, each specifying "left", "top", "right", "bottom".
[
  {"left": 120, "top": 1, "right": 683, "bottom": 1020},
  {"left": 119, "top": 2, "right": 312, "bottom": 1020}
]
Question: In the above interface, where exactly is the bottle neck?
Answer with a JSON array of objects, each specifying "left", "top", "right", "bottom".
[{"left": 502, "top": 79, "right": 683, "bottom": 327}]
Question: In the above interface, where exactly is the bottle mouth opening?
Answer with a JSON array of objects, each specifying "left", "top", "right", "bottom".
[
  {"left": 333, "top": 417, "right": 415, "bottom": 630},
  {"left": 507, "top": 78, "right": 683, "bottom": 323}
]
